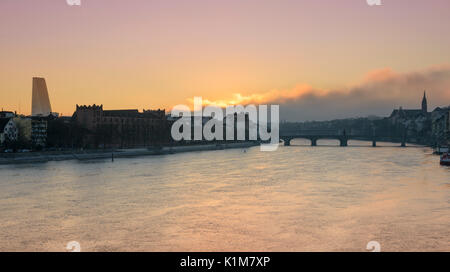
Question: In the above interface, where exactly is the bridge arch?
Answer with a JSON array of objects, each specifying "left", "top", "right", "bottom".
[
  {"left": 283, "top": 137, "right": 314, "bottom": 146},
  {"left": 316, "top": 138, "right": 341, "bottom": 146},
  {"left": 280, "top": 135, "right": 349, "bottom": 146}
]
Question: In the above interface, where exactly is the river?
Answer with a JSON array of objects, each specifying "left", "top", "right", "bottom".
[{"left": 0, "top": 140, "right": 449, "bottom": 251}]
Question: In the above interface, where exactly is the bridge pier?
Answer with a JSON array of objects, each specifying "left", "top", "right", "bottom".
[{"left": 340, "top": 138, "right": 348, "bottom": 147}]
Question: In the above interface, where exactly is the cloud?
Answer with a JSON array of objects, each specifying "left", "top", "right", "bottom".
[
  {"left": 182, "top": 84, "right": 323, "bottom": 108},
  {"left": 185, "top": 65, "right": 450, "bottom": 121}
]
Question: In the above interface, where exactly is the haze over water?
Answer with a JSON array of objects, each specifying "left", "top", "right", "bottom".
[{"left": 0, "top": 140, "right": 449, "bottom": 251}]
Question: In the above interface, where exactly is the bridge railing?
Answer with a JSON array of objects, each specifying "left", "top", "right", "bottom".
[{"left": 280, "top": 130, "right": 340, "bottom": 136}]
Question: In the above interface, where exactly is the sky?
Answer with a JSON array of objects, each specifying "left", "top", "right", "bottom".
[{"left": 0, "top": 0, "right": 450, "bottom": 120}]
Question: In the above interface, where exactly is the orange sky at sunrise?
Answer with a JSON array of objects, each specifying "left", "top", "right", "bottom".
[{"left": 1, "top": 0, "right": 450, "bottom": 119}]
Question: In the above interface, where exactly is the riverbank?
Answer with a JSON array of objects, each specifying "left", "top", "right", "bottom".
[{"left": 0, "top": 142, "right": 259, "bottom": 165}]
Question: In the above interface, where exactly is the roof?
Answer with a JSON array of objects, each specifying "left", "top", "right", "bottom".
[
  {"left": 432, "top": 106, "right": 450, "bottom": 113},
  {"left": 103, "top": 110, "right": 140, "bottom": 117},
  {"left": 432, "top": 107, "right": 450, "bottom": 121},
  {"left": 0, "top": 118, "right": 12, "bottom": 131},
  {"left": 103, "top": 109, "right": 165, "bottom": 119},
  {"left": 390, "top": 109, "right": 425, "bottom": 118},
  {"left": 0, "top": 111, "right": 15, "bottom": 118}
]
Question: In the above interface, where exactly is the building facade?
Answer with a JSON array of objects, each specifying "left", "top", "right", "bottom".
[
  {"left": 390, "top": 91, "right": 430, "bottom": 121},
  {"left": 73, "top": 104, "right": 169, "bottom": 148},
  {"left": 0, "top": 118, "right": 18, "bottom": 146},
  {"left": 13, "top": 116, "right": 32, "bottom": 143},
  {"left": 388, "top": 91, "right": 432, "bottom": 142},
  {"left": 432, "top": 107, "right": 450, "bottom": 146},
  {"left": 31, "top": 117, "right": 48, "bottom": 147}
]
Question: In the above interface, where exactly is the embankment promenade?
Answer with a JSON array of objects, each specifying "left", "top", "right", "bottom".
[{"left": 0, "top": 142, "right": 259, "bottom": 165}]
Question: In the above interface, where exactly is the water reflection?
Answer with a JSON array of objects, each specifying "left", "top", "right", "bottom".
[{"left": 0, "top": 142, "right": 448, "bottom": 251}]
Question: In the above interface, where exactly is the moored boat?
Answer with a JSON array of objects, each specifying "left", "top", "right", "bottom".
[
  {"left": 434, "top": 146, "right": 449, "bottom": 155},
  {"left": 440, "top": 153, "right": 450, "bottom": 166}
]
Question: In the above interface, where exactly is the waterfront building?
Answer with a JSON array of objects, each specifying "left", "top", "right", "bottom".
[
  {"left": 0, "top": 118, "right": 18, "bottom": 145},
  {"left": 432, "top": 107, "right": 450, "bottom": 146},
  {"left": 31, "top": 117, "right": 48, "bottom": 147},
  {"left": 13, "top": 116, "right": 32, "bottom": 144},
  {"left": 387, "top": 91, "right": 433, "bottom": 142},
  {"left": 389, "top": 91, "right": 430, "bottom": 121},
  {"left": 73, "top": 104, "right": 169, "bottom": 148}
]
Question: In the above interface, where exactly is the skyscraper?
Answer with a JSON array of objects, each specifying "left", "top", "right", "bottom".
[{"left": 31, "top": 77, "right": 52, "bottom": 116}]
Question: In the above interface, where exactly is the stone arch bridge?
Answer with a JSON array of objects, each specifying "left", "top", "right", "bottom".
[{"left": 280, "top": 130, "right": 407, "bottom": 147}]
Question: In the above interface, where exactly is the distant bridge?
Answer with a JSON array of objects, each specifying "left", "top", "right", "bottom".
[{"left": 279, "top": 129, "right": 407, "bottom": 147}]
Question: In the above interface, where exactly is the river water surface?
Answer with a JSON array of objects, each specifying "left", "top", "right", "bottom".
[{"left": 0, "top": 140, "right": 449, "bottom": 251}]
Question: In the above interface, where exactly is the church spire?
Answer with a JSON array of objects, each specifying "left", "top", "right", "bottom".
[{"left": 422, "top": 90, "right": 427, "bottom": 113}]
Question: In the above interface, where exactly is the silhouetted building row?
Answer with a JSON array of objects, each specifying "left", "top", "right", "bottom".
[
  {"left": 73, "top": 104, "right": 169, "bottom": 148},
  {"left": 388, "top": 91, "right": 450, "bottom": 144}
]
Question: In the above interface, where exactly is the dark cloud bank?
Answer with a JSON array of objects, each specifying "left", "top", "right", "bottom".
[{"left": 278, "top": 66, "right": 450, "bottom": 121}]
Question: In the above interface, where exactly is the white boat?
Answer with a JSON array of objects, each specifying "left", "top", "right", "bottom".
[{"left": 440, "top": 153, "right": 450, "bottom": 166}]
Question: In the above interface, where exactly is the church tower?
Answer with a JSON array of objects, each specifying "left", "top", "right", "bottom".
[{"left": 421, "top": 90, "right": 427, "bottom": 114}]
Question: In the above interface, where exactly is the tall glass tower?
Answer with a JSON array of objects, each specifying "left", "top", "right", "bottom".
[{"left": 31, "top": 77, "right": 52, "bottom": 116}]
